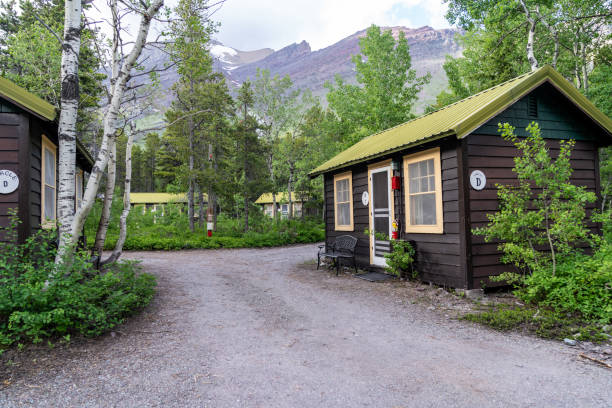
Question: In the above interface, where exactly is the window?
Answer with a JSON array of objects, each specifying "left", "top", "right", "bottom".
[
  {"left": 333, "top": 171, "right": 353, "bottom": 231},
  {"left": 41, "top": 135, "right": 57, "bottom": 227},
  {"left": 403, "top": 147, "right": 443, "bottom": 233},
  {"left": 75, "top": 169, "right": 83, "bottom": 211}
]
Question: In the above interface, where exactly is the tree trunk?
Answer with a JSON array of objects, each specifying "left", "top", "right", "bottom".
[
  {"left": 102, "top": 125, "right": 135, "bottom": 265},
  {"left": 188, "top": 175, "right": 194, "bottom": 231},
  {"left": 187, "top": 72, "right": 195, "bottom": 231},
  {"left": 198, "top": 187, "right": 204, "bottom": 228},
  {"left": 55, "top": 0, "right": 82, "bottom": 263},
  {"left": 526, "top": 19, "right": 538, "bottom": 71},
  {"left": 573, "top": 40, "right": 582, "bottom": 88},
  {"left": 287, "top": 167, "right": 293, "bottom": 220},
  {"left": 67, "top": 0, "right": 164, "bottom": 250},
  {"left": 212, "top": 145, "right": 218, "bottom": 231},
  {"left": 580, "top": 41, "right": 588, "bottom": 97},
  {"left": 519, "top": 0, "right": 538, "bottom": 72},
  {"left": 93, "top": 138, "right": 116, "bottom": 260}
]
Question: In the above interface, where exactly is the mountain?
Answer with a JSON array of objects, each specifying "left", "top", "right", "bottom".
[
  {"left": 135, "top": 25, "right": 462, "bottom": 131},
  {"left": 225, "top": 26, "right": 462, "bottom": 106}
]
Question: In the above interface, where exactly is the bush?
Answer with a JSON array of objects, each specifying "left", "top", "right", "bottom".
[
  {"left": 517, "top": 243, "right": 612, "bottom": 323},
  {"left": 384, "top": 240, "right": 415, "bottom": 278},
  {"left": 472, "top": 122, "right": 611, "bottom": 328},
  {"left": 0, "top": 212, "right": 156, "bottom": 349}
]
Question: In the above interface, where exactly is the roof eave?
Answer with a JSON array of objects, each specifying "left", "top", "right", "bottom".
[{"left": 308, "top": 131, "right": 456, "bottom": 177}]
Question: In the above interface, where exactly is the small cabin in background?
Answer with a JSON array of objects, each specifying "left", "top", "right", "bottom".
[
  {"left": 309, "top": 66, "right": 612, "bottom": 289},
  {"left": 255, "top": 192, "right": 321, "bottom": 218},
  {"left": 0, "top": 77, "right": 93, "bottom": 243},
  {"left": 130, "top": 192, "right": 192, "bottom": 216},
  {"left": 256, "top": 192, "right": 303, "bottom": 218}
]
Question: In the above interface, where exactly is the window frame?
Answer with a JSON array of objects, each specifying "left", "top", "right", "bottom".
[
  {"left": 403, "top": 147, "right": 444, "bottom": 234},
  {"left": 333, "top": 171, "right": 354, "bottom": 231},
  {"left": 41, "top": 134, "right": 57, "bottom": 228}
]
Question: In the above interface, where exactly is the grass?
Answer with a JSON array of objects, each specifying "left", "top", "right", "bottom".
[{"left": 463, "top": 304, "right": 610, "bottom": 342}]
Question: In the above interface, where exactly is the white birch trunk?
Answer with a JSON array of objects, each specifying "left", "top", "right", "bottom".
[
  {"left": 519, "top": 0, "right": 539, "bottom": 72},
  {"left": 580, "top": 41, "right": 588, "bottom": 96},
  {"left": 93, "top": 138, "right": 116, "bottom": 259},
  {"left": 67, "top": 0, "right": 164, "bottom": 248},
  {"left": 103, "top": 128, "right": 134, "bottom": 265},
  {"left": 55, "top": 0, "right": 82, "bottom": 263}
]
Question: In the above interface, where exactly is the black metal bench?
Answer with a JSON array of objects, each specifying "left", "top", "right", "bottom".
[{"left": 317, "top": 235, "right": 358, "bottom": 275}]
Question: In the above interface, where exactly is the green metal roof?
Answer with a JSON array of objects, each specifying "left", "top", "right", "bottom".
[
  {"left": 309, "top": 65, "right": 612, "bottom": 177},
  {"left": 255, "top": 192, "right": 307, "bottom": 204},
  {"left": 130, "top": 193, "right": 190, "bottom": 204},
  {"left": 0, "top": 76, "right": 56, "bottom": 121}
]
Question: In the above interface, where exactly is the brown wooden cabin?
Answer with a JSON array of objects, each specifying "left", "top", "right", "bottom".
[
  {"left": 0, "top": 77, "right": 93, "bottom": 243},
  {"left": 309, "top": 66, "right": 612, "bottom": 289}
]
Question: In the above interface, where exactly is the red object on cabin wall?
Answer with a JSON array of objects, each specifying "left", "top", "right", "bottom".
[
  {"left": 392, "top": 231, "right": 399, "bottom": 240},
  {"left": 391, "top": 176, "right": 400, "bottom": 190},
  {"left": 207, "top": 230, "right": 212, "bottom": 237}
]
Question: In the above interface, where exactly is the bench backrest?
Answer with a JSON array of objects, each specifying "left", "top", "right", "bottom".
[{"left": 334, "top": 235, "right": 358, "bottom": 253}]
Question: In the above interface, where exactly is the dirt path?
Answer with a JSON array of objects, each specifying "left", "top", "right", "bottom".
[{"left": 1, "top": 244, "right": 611, "bottom": 407}]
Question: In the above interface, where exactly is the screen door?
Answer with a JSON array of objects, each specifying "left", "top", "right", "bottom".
[{"left": 369, "top": 166, "right": 392, "bottom": 266}]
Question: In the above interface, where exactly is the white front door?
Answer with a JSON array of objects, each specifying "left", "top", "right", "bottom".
[{"left": 369, "top": 166, "right": 392, "bottom": 267}]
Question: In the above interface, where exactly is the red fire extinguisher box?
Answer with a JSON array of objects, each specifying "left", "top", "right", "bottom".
[{"left": 391, "top": 176, "right": 400, "bottom": 190}]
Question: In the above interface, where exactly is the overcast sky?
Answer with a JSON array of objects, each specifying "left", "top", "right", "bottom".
[
  {"left": 87, "top": 0, "right": 450, "bottom": 52},
  {"left": 214, "top": 0, "right": 450, "bottom": 51}
]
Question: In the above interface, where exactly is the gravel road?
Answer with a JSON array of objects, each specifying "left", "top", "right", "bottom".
[{"left": 1, "top": 243, "right": 611, "bottom": 407}]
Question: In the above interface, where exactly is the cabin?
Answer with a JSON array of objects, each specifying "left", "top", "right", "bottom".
[
  {"left": 130, "top": 192, "right": 190, "bottom": 215},
  {"left": 255, "top": 192, "right": 313, "bottom": 218},
  {"left": 0, "top": 77, "right": 93, "bottom": 243},
  {"left": 309, "top": 66, "right": 612, "bottom": 289}
]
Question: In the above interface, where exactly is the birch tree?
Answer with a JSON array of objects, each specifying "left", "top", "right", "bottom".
[
  {"left": 65, "top": 0, "right": 164, "bottom": 254},
  {"left": 55, "top": 0, "right": 82, "bottom": 262}
]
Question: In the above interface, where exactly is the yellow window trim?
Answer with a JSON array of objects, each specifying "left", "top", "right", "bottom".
[
  {"left": 41, "top": 134, "right": 57, "bottom": 229},
  {"left": 403, "top": 147, "right": 444, "bottom": 234},
  {"left": 333, "top": 171, "right": 354, "bottom": 231}
]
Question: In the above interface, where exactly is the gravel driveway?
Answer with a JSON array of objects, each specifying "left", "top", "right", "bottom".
[{"left": 1, "top": 243, "right": 611, "bottom": 407}]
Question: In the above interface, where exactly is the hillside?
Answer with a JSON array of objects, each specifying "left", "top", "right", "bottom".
[{"left": 134, "top": 25, "right": 462, "bottom": 136}]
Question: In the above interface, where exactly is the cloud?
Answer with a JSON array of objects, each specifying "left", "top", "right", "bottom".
[
  {"left": 86, "top": 0, "right": 450, "bottom": 52},
  {"left": 214, "top": 0, "right": 450, "bottom": 51}
]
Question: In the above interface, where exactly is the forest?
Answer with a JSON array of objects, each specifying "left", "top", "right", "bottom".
[{"left": 1, "top": 0, "right": 610, "bottom": 257}]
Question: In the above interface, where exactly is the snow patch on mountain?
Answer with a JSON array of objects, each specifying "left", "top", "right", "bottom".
[{"left": 211, "top": 44, "right": 238, "bottom": 63}]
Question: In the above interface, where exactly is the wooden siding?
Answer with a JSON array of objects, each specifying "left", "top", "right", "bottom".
[
  {"left": 0, "top": 113, "right": 27, "bottom": 242},
  {"left": 466, "top": 82, "right": 606, "bottom": 288},
  {"left": 324, "top": 137, "right": 466, "bottom": 288},
  {"left": 29, "top": 117, "right": 43, "bottom": 234}
]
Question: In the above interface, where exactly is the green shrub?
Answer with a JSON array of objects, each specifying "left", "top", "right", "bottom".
[
  {"left": 0, "top": 212, "right": 156, "bottom": 349},
  {"left": 472, "top": 122, "right": 611, "bottom": 327},
  {"left": 384, "top": 240, "right": 415, "bottom": 278},
  {"left": 517, "top": 243, "right": 612, "bottom": 323}
]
